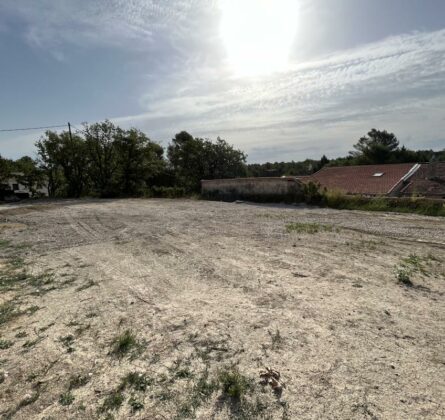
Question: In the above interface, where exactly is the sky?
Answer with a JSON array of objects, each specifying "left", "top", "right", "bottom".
[{"left": 0, "top": 0, "right": 444, "bottom": 163}]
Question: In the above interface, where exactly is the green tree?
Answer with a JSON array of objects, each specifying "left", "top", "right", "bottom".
[
  {"left": 84, "top": 120, "right": 119, "bottom": 197},
  {"left": 36, "top": 131, "right": 88, "bottom": 197},
  {"left": 351, "top": 129, "right": 400, "bottom": 164},
  {"left": 115, "top": 128, "right": 166, "bottom": 195},
  {"left": 168, "top": 132, "right": 247, "bottom": 192},
  {"left": 36, "top": 131, "right": 65, "bottom": 196},
  {"left": 14, "top": 156, "right": 45, "bottom": 197},
  {"left": 0, "top": 155, "right": 12, "bottom": 186}
]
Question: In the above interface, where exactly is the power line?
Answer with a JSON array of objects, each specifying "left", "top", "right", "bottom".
[{"left": 0, "top": 124, "right": 67, "bottom": 133}]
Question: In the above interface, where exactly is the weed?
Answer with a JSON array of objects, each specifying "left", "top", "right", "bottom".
[
  {"left": 0, "top": 239, "right": 11, "bottom": 248},
  {"left": 269, "top": 329, "right": 284, "bottom": 350},
  {"left": 119, "top": 371, "right": 153, "bottom": 392},
  {"left": 395, "top": 266, "right": 413, "bottom": 287},
  {"left": 59, "top": 334, "right": 75, "bottom": 353},
  {"left": 110, "top": 330, "right": 144, "bottom": 358},
  {"left": 100, "top": 391, "right": 125, "bottom": 412},
  {"left": 85, "top": 311, "right": 98, "bottom": 318},
  {"left": 69, "top": 374, "right": 90, "bottom": 390},
  {"left": 26, "top": 305, "right": 40, "bottom": 315},
  {"left": 128, "top": 396, "right": 144, "bottom": 413},
  {"left": 0, "top": 301, "right": 22, "bottom": 325},
  {"left": 0, "top": 339, "right": 13, "bottom": 349},
  {"left": 286, "top": 222, "right": 333, "bottom": 234},
  {"left": 402, "top": 254, "right": 428, "bottom": 275},
  {"left": 218, "top": 367, "right": 251, "bottom": 401},
  {"left": 15, "top": 331, "right": 27, "bottom": 338},
  {"left": 59, "top": 392, "right": 75, "bottom": 406}
]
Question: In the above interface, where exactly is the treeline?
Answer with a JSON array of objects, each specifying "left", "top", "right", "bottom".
[
  {"left": 1, "top": 125, "right": 444, "bottom": 198},
  {"left": 0, "top": 121, "right": 247, "bottom": 198},
  {"left": 247, "top": 129, "right": 445, "bottom": 177}
]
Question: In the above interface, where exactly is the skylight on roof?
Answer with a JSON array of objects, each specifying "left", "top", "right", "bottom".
[{"left": 373, "top": 172, "right": 384, "bottom": 177}]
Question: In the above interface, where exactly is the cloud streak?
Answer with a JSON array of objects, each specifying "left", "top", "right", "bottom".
[{"left": 1, "top": 1, "right": 444, "bottom": 162}]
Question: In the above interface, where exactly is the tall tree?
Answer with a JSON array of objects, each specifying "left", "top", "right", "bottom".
[
  {"left": 115, "top": 128, "right": 165, "bottom": 195},
  {"left": 36, "top": 132, "right": 65, "bottom": 197},
  {"left": 36, "top": 131, "right": 88, "bottom": 197},
  {"left": 168, "top": 132, "right": 247, "bottom": 192},
  {"left": 351, "top": 129, "right": 400, "bottom": 164},
  {"left": 84, "top": 120, "right": 119, "bottom": 197}
]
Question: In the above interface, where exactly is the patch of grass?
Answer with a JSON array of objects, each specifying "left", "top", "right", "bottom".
[
  {"left": 110, "top": 329, "right": 145, "bottom": 359},
  {"left": 128, "top": 396, "right": 144, "bottom": 413},
  {"left": 100, "top": 390, "right": 125, "bottom": 413},
  {"left": 85, "top": 311, "right": 98, "bottom": 318},
  {"left": 218, "top": 367, "right": 252, "bottom": 401},
  {"left": 119, "top": 371, "right": 153, "bottom": 392},
  {"left": 0, "top": 301, "right": 22, "bottom": 325},
  {"left": 59, "top": 392, "right": 75, "bottom": 406},
  {"left": 286, "top": 222, "right": 333, "bottom": 234},
  {"left": 15, "top": 331, "right": 27, "bottom": 338},
  {"left": 395, "top": 266, "right": 413, "bottom": 287},
  {"left": 0, "top": 239, "right": 11, "bottom": 248},
  {"left": 69, "top": 374, "right": 90, "bottom": 390},
  {"left": 402, "top": 254, "right": 428, "bottom": 275},
  {"left": 26, "top": 305, "right": 40, "bottom": 315},
  {"left": 59, "top": 334, "right": 75, "bottom": 353},
  {"left": 0, "top": 339, "right": 13, "bottom": 349}
]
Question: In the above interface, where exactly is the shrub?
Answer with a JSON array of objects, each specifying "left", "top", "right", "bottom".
[{"left": 218, "top": 367, "right": 251, "bottom": 401}]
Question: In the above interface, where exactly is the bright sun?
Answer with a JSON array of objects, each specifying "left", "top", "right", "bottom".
[{"left": 219, "top": 0, "right": 298, "bottom": 77}]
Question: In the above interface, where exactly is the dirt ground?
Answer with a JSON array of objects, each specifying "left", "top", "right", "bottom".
[{"left": 0, "top": 198, "right": 444, "bottom": 419}]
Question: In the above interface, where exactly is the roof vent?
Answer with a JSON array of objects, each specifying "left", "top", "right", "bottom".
[{"left": 373, "top": 172, "right": 384, "bottom": 177}]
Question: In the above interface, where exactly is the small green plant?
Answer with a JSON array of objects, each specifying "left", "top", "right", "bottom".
[
  {"left": 395, "top": 266, "right": 413, "bottom": 287},
  {"left": 59, "top": 334, "right": 75, "bottom": 353},
  {"left": 59, "top": 392, "right": 75, "bottom": 406},
  {"left": 286, "top": 222, "right": 333, "bottom": 234},
  {"left": 119, "top": 372, "right": 153, "bottom": 392},
  {"left": 110, "top": 330, "right": 143, "bottom": 358},
  {"left": 218, "top": 367, "right": 251, "bottom": 401},
  {"left": 128, "top": 396, "right": 144, "bottom": 413},
  {"left": 69, "top": 374, "right": 90, "bottom": 390},
  {"left": 0, "top": 339, "right": 13, "bottom": 349},
  {"left": 100, "top": 390, "right": 124, "bottom": 412},
  {"left": 0, "top": 301, "right": 22, "bottom": 325}
]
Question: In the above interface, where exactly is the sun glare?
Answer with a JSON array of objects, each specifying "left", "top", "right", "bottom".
[{"left": 219, "top": 0, "right": 298, "bottom": 77}]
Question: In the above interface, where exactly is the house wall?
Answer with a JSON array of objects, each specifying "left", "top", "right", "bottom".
[
  {"left": 6, "top": 175, "right": 48, "bottom": 196},
  {"left": 201, "top": 177, "right": 303, "bottom": 200}
]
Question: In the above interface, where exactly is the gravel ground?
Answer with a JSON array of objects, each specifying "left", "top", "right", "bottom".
[{"left": 0, "top": 198, "right": 444, "bottom": 419}]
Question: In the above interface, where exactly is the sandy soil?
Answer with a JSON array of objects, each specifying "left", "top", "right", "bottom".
[{"left": 0, "top": 199, "right": 444, "bottom": 419}]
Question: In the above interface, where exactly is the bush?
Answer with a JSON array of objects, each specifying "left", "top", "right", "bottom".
[{"left": 149, "top": 186, "right": 187, "bottom": 198}]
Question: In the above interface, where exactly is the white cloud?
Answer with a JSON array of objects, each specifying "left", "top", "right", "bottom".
[
  {"left": 1, "top": 1, "right": 444, "bottom": 162},
  {"left": 112, "top": 29, "right": 445, "bottom": 161}
]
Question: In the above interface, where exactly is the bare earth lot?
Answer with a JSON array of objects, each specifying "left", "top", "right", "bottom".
[{"left": 0, "top": 199, "right": 444, "bottom": 419}]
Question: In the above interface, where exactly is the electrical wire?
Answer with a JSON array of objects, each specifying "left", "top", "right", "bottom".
[{"left": 0, "top": 124, "right": 67, "bottom": 133}]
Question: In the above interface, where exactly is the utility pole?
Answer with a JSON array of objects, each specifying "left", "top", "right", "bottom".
[{"left": 68, "top": 122, "right": 73, "bottom": 142}]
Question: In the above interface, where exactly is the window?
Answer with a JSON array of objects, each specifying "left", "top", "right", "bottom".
[{"left": 372, "top": 173, "right": 384, "bottom": 177}]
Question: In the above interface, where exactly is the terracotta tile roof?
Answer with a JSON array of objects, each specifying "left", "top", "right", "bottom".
[
  {"left": 400, "top": 162, "right": 445, "bottom": 197},
  {"left": 304, "top": 163, "right": 418, "bottom": 195}
]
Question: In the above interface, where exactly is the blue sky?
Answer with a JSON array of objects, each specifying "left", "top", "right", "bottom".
[{"left": 1, "top": 0, "right": 444, "bottom": 162}]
